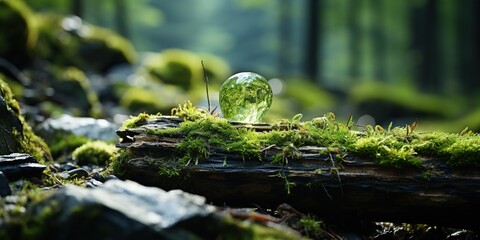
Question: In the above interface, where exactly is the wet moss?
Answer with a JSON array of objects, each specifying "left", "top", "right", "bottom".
[
  {"left": 72, "top": 140, "right": 117, "bottom": 166},
  {"left": 108, "top": 150, "right": 134, "bottom": 178},
  {"left": 120, "top": 112, "right": 156, "bottom": 130},
  {"left": 49, "top": 134, "right": 90, "bottom": 160},
  {"left": 0, "top": 78, "right": 52, "bottom": 164},
  {"left": 112, "top": 101, "right": 480, "bottom": 179}
]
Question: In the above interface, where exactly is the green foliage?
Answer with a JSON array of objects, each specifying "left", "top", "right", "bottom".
[
  {"left": 72, "top": 141, "right": 117, "bottom": 166},
  {"left": 171, "top": 101, "right": 213, "bottom": 121},
  {"left": 49, "top": 134, "right": 90, "bottom": 160},
  {"left": 298, "top": 215, "right": 324, "bottom": 239}
]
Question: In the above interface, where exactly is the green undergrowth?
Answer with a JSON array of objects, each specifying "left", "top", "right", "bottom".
[{"left": 112, "top": 101, "right": 480, "bottom": 174}]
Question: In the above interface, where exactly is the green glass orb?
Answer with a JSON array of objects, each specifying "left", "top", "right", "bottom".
[{"left": 219, "top": 72, "right": 273, "bottom": 122}]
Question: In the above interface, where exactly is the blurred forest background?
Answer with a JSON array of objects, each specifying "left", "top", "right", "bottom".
[{"left": 1, "top": 0, "right": 479, "bottom": 133}]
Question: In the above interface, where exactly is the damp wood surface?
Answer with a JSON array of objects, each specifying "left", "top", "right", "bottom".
[{"left": 115, "top": 116, "right": 480, "bottom": 230}]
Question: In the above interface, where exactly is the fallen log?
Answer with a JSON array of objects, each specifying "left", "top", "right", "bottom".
[{"left": 114, "top": 115, "right": 480, "bottom": 230}]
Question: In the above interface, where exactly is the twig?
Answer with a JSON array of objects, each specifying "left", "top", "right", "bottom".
[{"left": 201, "top": 60, "right": 211, "bottom": 112}]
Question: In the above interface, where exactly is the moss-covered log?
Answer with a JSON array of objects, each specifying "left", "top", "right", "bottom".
[{"left": 113, "top": 109, "right": 480, "bottom": 230}]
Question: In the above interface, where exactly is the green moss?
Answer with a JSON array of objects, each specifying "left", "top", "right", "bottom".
[
  {"left": 445, "top": 135, "right": 480, "bottom": 166},
  {"left": 0, "top": 79, "right": 52, "bottom": 164},
  {"left": 113, "top": 101, "right": 480, "bottom": 183},
  {"left": 298, "top": 215, "right": 324, "bottom": 239},
  {"left": 141, "top": 48, "right": 203, "bottom": 91},
  {"left": 72, "top": 141, "right": 117, "bottom": 166},
  {"left": 108, "top": 150, "right": 134, "bottom": 178},
  {"left": 120, "top": 112, "right": 154, "bottom": 130},
  {"left": 49, "top": 134, "right": 90, "bottom": 160},
  {"left": 34, "top": 13, "right": 136, "bottom": 73},
  {"left": 171, "top": 100, "right": 213, "bottom": 121}
]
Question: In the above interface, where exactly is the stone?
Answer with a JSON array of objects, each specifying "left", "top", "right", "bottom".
[
  {"left": 0, "top": 153, "right": 45, "bottom": 181},
  {"left": 22, "top": 180, "right": 302, "bottom": 239},
  {"left": 36, "top": 114, "right": 119, "bottom": 143},
  {"left": 0, "top": 171, "right": 11, "bottom": 197},
  {"left": 0, "top": 78, "right": 52, "bottom": 162}
]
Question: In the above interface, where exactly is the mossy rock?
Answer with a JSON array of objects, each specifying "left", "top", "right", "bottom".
[
  {"left": 0, "top": 0, "right": 37, "bottom": 67},
  {"left": 141, "top": 49, "right": 205, "bottom": 91},
  {"left": 34, "top": 13, "right": 137, "bottom": 74},
  {"left": 72, "top": 141, "right": 116, "bottom": 166},
  {"left": 0, "top": 78, "right": 51, "bottom": 164},
  {"left": 119, "top": 85, "right": 187, "bottom": 115},
  {"left": 25, "top": 65, "right": 102, "bottom": 118}
]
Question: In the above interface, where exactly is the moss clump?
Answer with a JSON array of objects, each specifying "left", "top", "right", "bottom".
[
  {"left": 351, "top": 124, "right": 424, "bottom": 168},
  {"left": 72, "top": 141, "right": 117, "bottom": 166},
  {"left": 141, "top": 48, "right": 203, "bottom": 91},
  {"left": 120, "top": 112, "right": 156, "bottom": 130},
  {"left": 108, "top": 150, "right": 134, "bottom": 178},
  {"left": 444, "top": 135, "right": 480, "bottom": 166},
  {"left": 49, "top": 134, "right": 90, "bottom": 160},
  {"left": 298, "top": 215, "right": 325, "bottom": 239}
]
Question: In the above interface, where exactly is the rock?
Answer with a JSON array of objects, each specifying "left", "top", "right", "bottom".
[
  {"left": 54, "top": 162, "right": 77, "bottom": 172},
  {"left": 91, "top": 172, "right": 106, "bottom": 182},
  {"left": 0, "top": 153, "right": 46, "bottom": 181},
  {"left": 36, "top": 114, "right": 119, "bottom": 143},
  {"left": 22, "top": 180, "right": 303, "bottom": 239},
  {"left": 58, "top": 168, "right": 89, "bottom": 180},
  {"left": 0, "top": 171, "right": 11, "bottom": 197},
  {"left": 34, "top": 13, "right": 136, "bottom": 74},
  {"left": 84, "top": 178, "right": 103, "bottom": 188},
  {"left": 0, "top": 78, "right": 52, "bottom": 163},
  {"left": 105, "top": 175, "right": 119, "bottom": 181},
  {"left": 0, "top": 0, "right": 37, "bottom": 67}
]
